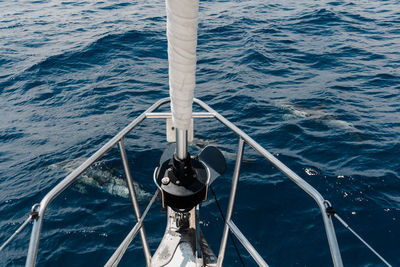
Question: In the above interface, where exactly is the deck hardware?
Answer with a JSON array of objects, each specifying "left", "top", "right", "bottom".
[
  {"left": 161, "top": 177, "right": 170, "bottom": 185},
  {"left": 176, "top": 212, "right": 190, "bottom": 229},
  {"left": 326, "top": 206, "right": 336, "bottom": 217},
  {"left": 155, "top": 152, "right": 208, "bottom": 212}
]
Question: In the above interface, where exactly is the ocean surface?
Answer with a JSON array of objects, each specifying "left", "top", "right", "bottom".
[{"left": 1, "top": 0, "right": 399, "bottom": 266}]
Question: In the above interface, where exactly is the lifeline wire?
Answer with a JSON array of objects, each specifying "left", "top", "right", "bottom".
[
  {"left": 0, "top": 214, "right": 33, "bottom": 251},
  {"left": 210, "top": 186, "right": 246, "bottom": 267},
  {"left": 333, "top": 214, "right": 392, "bottom": 267}
]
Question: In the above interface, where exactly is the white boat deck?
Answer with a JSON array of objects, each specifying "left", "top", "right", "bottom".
[{"left": 152, "top": 207, "right": 217, "bottom": 267}]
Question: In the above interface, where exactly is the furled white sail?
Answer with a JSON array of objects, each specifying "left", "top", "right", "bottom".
[{"left": 166, "top": 0, "right": 199, "bottom": 130}]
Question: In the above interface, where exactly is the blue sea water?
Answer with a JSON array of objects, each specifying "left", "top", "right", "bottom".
[{"left": 1, "top": 0, "right": 399, "bottom": 266}]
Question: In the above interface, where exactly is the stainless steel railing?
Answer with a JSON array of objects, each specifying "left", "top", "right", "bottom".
[{"left": 24, "top": 97, "right": 344, "bottom": 267}]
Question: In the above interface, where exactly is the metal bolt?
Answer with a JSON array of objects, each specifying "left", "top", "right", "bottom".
[{"left": 161, "top": 177, "right": 170, "bottom": 185}]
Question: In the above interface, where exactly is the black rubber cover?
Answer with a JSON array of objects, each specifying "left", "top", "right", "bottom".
[{"left": 155, "top": 154, "right": 208, "bottom": 211}]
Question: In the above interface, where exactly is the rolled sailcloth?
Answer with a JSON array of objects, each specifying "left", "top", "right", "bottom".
[{"left": 166, "top": 0, "right": 199, "bottom": 130}]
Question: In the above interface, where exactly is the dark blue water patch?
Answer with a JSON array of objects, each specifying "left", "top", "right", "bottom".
[
  {"left": 206, "top": 22, "right": 242, "bottom": 36},
  {"left": 1, "top": 32, "right": 168, "bottom": 114},
  {"left": 202, "top": 19, "right": 256, "bottom": 44},
  {"left": 335, "top": 45, "right": 382, "bottom": 60},
  {"left": 328, "top": 1, "right": 346, "bottom": 7},
  {"left": 341, "top": 23, "right": 378, "bottom": 35},
  {"left": 335, "top": 73, "right": 373, "bottom": 83},
  {"left": 60, "top": 1, "right": 88, "bottom": 6},
  {"left": 0, "top": 22, "right": 24, "bottom": 30},
  {"left": 36, "top": 196, "right": 135, "bottom": 266},
  {"left": 0, "top": 56, "right": 13, "bottom": 68},
  {"left": 240, "top": 49, "right": 275, "bottom": 69},
  {"left": 294, "top": 96, "right": 341, "bottom": 107},
  {"left": 253, "top": 27, "right": 281, "bottom": 35},
  {"left": 272, "top": 45, "right": 302, "bottom": 55},
  {"left": 363, "top": 73, "right": 400, "bottom": 88},
  {"left": 311, "top": 54, "right": 342, "bottom": 70},
  {"left": 212, "top": 176, "right": 333, "bottom": 266},
  {"left": 333, "top": 177, "right": 400, "bottom": 264},
  {"left": 288, "top": 52, "right": 340, "bottom": 70},
  {"left": 343, "top": 143, "right": 400, "bottom": 172},
  {"left": 0, "top": 128, "right": 25, "bottom": 142},
  {"left": 15, "top": 29, "right": 158, "bottom": 79},
  {"left": 97, "top": 1, "right": 132, "bottom": 10},
  {"left": 297, "top": 8, "right": 343, "bottom": 24},
  {"left": 387, "top": 27, "right": 400, "bottom": 35},
  {"left": 341, "top": 11, "right": 376, "bottom": 23},
  {"left": 263, "top": 67, "right": 292, "bottom": 78}
]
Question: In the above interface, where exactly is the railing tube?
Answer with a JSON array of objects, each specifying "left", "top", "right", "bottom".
[
  {"left": 227, "top": 220, "right": 268, "bottom": 267},
  {"left": 145, "top": 112, "right": 214, "bottom": 119},
  {"left": 216, "top": 137, "right": 245, "bottom": 267},
  {"left": 25, "top": 214, "right": 42, "bottom": 267},
  {"left": 118, "top": 139, "right": 151, "bottom": 266},
  {"left": 321, "top": 203, "right": 343, "bottom": 267}
]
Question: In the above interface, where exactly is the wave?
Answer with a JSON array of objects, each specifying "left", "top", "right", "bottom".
[
  {"left": 1, "top": 29, "right": 158, "bottom": 93},
  {"left": 290, "top": 8, "right": 343, "bottom": 26}
]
